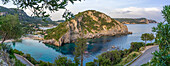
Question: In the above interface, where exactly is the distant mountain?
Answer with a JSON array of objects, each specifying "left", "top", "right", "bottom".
[
  {"left": 56, "top": 20, "right": 65, "bottom": 22},
  {"left": 0, "top": 6, "right": 57, "bottom": 26},
  {"left": 54, "top": 20, "right": 65, "bottom": 24},
  {"left": 114, "top": 18, "right": 158, "bottom": 24}
]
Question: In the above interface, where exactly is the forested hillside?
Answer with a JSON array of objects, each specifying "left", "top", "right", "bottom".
[{"left": 0, "top": 6, "right": 57, "bottom": 26}]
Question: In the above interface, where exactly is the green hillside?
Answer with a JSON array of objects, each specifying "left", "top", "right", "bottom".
[
  {"left": 0, "top": 6, "right": 57, "bottom": 26},
  {"left": 114, "top": 18, "right": 158, "bottom": 24}
]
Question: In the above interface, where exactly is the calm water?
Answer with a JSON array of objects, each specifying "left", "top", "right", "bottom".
[{"left": 6, "top": 23, "right": 157, "bottom": 65}]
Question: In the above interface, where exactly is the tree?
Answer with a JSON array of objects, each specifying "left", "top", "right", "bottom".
[
  {"left": 1, "top": 0, "right": 82, "bottom": 19},
  {"left": 86, "top": 62, "right": 95, "bottom": 66},
  {"left": 97, "top": 50, "right": 122, "bottom": 65},
  {"left": 149, "top": 5, "right": 170, "bottom": 66},
  {"left": 148, "top": 33, "right": 154, "bottom": 43},
  {"left": 74, "top": 38, "right": 87, "bottom": 66},
  {"left": 129, "top": 42, "right": 144, "bottom": 52},
  {"left": 54, "top": 56, "right": 75, "bottom": 66},
  {"left": 0, "top": 14, "right": 23, "bottom": 44},
  {"left": 141, "top": 33, "right": 150, "bottom": 47}
]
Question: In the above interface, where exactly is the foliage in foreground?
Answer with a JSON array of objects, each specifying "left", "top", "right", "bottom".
[
  {"left": 14, "top": 58, "right": 26, "bottom": 66},
  {"left": 118, "top": 52, "right": 140, "bottom": 65},
  {"left": 143, "top": 5, "right": 170, "bottom": 66},
  {"left": 54, "top": 56, "right": 76, "bottom": 66},
  {"left": 3, "top": 44, "right": 75, "bottom": 66},
  {"left": 95, "top": 42, "right": 144, "bottom": 66},
  {"left": 1, "top": 0, "right": 82, "bottom": 19},
  {"left": 0, "top": 14, "right": 23, "bottom": 44},
  {"left": 74, "top": 38, "right": 87, "bottom": 66},
  {"left": 1, "top": 41, "right": 146, "bottom": 66},
  {"left": 0, "top": 44, "right": 26, "bottom": 66}
]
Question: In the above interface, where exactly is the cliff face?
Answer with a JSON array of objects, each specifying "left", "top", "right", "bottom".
[
  {"left": 114, "top": 18, "right": 158, "bottom": 24},
  {"left": 43, "top": 10, "right": 130, "bottom": 46}
]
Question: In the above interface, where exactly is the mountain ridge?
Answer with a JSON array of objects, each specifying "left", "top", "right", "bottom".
[
  {"left": 0, "top": 6, "right": 56, "bottom": 26},
  {"left": 114, "top": 18, "right": 158, "bottom": 24}
]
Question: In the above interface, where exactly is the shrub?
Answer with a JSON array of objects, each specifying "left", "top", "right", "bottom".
[
  {"left": 141, "top": 62, "right": 150, "bottom": 66},
  {"left": 121, "top": 49, "right": 131, "bottom": 58},
  {"left": 139, "top": 47, "right": 145, "bottom": 51},
  {"left": 146, "top": 43, "right": 154, "bottom": 46},
  {"left": 118, "top": 52, "right": 140, "bottom": 65},
  {"left": 129, "top": 42, "right": 144, "bottom": 52},
  {"left": 98, "top": 50, "right": 122, "bottom": 65},
  {"left": 14, "top": 58, "right": 26, "bottom": 66},
  {"left": 23, "top": 54, "right": 38, "bottom": 65},
  {"left": 86, "top": 62, "right": 96, "bottom": 66},
  {"left": 13, "top": 49, "right": 24, "bottom": 55},
  {"left": 38, "top": 61, "right": 53, "bottom": 66},
  {"left": 54, "top": 56, "right": 76, "bottom": 66}
]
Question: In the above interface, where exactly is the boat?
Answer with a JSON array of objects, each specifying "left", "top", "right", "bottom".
[
  {"left": 112, "top": 45, "right": 116, "bottom": 48},
  {"left": 86, "top": 42, "right": 89, "bottom": 45}
]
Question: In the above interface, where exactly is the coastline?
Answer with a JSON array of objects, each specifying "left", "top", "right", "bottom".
[{"left": 0, "top": 35, "right": 44, "bottom": 43}]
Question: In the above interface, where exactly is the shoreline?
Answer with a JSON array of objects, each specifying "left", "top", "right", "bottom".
[
  {"left": 43, "top": 31, "right": 133, "bottom": 46},
  {"left": 0, "top": 35, "right": 44, "bottom": 43}
]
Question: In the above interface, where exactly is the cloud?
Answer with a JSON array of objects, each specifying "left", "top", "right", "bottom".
[
  {"left": 113, "top": 7, "right": 160, "bottom": 14},
  {"left": 115, "top": 10, "right": 132, "bottom": 14},
  {"left": 111, "top": 7, "right": 163, "bottom": 22}
]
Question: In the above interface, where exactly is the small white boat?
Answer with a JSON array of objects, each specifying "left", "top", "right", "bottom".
[
  {"left": 112, "top": 45, "right": 116, "bottom": 48},
  {"left": 86, "top": 42, "right": 89, "bottom": 45}
]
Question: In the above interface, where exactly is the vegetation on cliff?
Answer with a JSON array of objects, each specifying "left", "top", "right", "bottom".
[
  {"left": 45, "top": 10, "right": 126, "bottom": 42},
  {"left": 44, "top": 22, "right": 68, "bottom": 41},
  {"left": 74, "top": 10, "right": 119, "bottom": 33}
]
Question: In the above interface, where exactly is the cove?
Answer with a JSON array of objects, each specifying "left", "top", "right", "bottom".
[{"left": 5, "top": 23, "right": 157, "bottom": 65}]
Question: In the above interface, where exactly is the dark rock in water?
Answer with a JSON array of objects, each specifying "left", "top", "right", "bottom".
[{"left": 128, "top": 32, "right": 133, "bottom": 34}]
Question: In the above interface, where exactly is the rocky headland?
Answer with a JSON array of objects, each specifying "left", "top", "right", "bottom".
[
  {"left": 43, "top": 10, "right": 132, "bottom": 46},
  {"left": 114, "top": 18, "right": 158, "bottom": 24}
]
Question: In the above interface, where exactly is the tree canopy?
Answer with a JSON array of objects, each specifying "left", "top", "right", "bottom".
[
  {"left": 54, "top": 55, "right": 75, "bottom": 66},
  {"left": 141, "top": 33, "right": 150, "bottom": 46},
  {"left": 150, "top": 5, "right": 170, "bottom": 66},
  {"left": 74, "top": 38, "right": 87, "bottom": 66},
  {"left": 148, "top": 33, "right": 154, "bottom": 43},
  {"left": 0, "top": 14, "right": 23, "bottom": 44},
  {"left": 1, "top": 0, "right": 82, "bottom": 19},
  {"left": 141, "top": 33, "right": 155, "bottom": 46}
]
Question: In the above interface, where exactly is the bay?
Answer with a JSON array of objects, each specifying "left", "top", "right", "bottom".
[{"left": 6, "top": 23, "right": 157, "bottom": 65}]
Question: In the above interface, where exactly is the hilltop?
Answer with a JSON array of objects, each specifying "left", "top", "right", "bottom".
[
  {"left": 43, "top": 10, "right": 131, "bottom": 46},
  {"left": 114, "top": 18, "right": 158, "bottom": 24},
  {"left": 0, "top": 6, "right": 57, "bottom": 26}
]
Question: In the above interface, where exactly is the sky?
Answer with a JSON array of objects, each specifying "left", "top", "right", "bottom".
[{"left": 0, "top": 0, "right": 170, "bottom": 22}]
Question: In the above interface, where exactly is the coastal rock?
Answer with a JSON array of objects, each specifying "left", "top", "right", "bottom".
[{"left": 44, "top": 10, "right": 131, "bottom": 46}]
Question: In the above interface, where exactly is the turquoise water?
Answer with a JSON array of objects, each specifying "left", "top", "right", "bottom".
[{"left": 6, "top": 23, "right": 157, "bottom": 65}]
